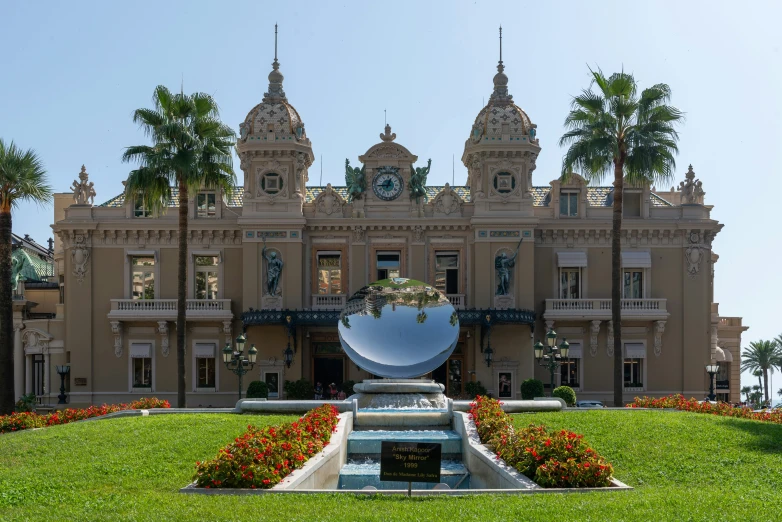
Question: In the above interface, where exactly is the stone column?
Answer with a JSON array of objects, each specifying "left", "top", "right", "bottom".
[
  {"left": 25, "top": 355, "right": 32, "bottom": 394},
  {"left": 13, "top": 322, "right": 24, "bottom": 400}
]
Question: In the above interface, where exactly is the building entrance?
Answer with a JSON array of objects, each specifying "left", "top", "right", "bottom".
[
  {"left": 312, "top": 340, "right": 346, "bottom": 398},
  {"left": 432, "top": 343, "right": 464, "bottom": 397}
]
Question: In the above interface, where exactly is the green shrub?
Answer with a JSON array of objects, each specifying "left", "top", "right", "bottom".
[
  {"left": 283, "top": 379, "right": 314, "bottom": 400},
  {"left": 521, "top": 378, "right": 544, "bottom": 400},
  {"left": 246, "top": 381, "right": 269, "bottom": 399},
  {"left": 465, "top": 381, "right": 488, "bottom": 399},
  {"left": 553, "top": 385, "right": 577, "bottom": 406},
  {"left": 15, "top": 393, "right": 37, "bottom": 413},
  {"left": 341, "top": 380, "right": 355, "bottom": 397}
]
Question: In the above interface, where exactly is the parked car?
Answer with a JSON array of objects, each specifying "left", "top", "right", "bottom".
[{"left": 576, "top": 400, "right": 604, "bottom": 408}]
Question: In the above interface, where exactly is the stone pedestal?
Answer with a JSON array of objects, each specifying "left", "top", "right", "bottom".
[
  {"left": 261, "top": 295, "right": 282, "bottom": 311},
  {"left": 351, "top": 379, "right": 446, "bottom": 409}
]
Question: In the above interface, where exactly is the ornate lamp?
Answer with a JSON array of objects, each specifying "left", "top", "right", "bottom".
[
  {"left": 705, "top": 362, "right": 719, "bottom": 401},
  {"left": 223, "top": 332, "right": 256, "bottom": 401},
  {"left": 55, "top": 364, "right": 70, "bottom": 405},
  {"left": 284, "top": 342, "right": 294, "bottom": 368},
  {"left": 484, "top": 345, "right": 494, "bottom": 367},
  {"left": 534, "top": 330, "right": 569, "bottom": 397}
]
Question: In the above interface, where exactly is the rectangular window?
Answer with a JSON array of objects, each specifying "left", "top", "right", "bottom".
[
  {"left": 195, "top": 255, "right": 218, "bottom": 300},
  {"left": 131, "top": 256, "right": 155, "bottom": 300},
  {"left": 623, "top": 269, "right": 643, "bottom": 298},
  {"left": 623, "top": 358, "right": 643, "bottom": 388},
  {"left": 623, "top": 192, "right": 642, "bottom": 218},
  {"left": 376, "top": 252, "right": 400, "bottom": 280},
  {"left": 134, "top": 194, "right": 151, "bottom": 218},
  {"left": 265, "top": 372, "right": 280, "bottom": 398},
  {"left": 197, "top": 193, "right": 216, "bottom": 218},
  {"left": 132, "top": 357, "right": 152, "bottom": 388},
  {"left": 560, "top": 359, "right": 580, "bottom": 388},
  {"left": 560, "top": 192, "right": 578, "bottom": 217},
  {"left": 559, "top": 268, "right": 581, "bottom": 299},
  {"left": 197, "top": 357, "right": 215, "bottom": 388},
  {"left": 435, "top": 252, "right": 459, "bottom": 295},
  {"left": 317, "top": 253, "right": 342, "bottom": 294}
]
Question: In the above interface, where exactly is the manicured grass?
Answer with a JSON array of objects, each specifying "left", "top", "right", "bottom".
[{"left": 0, "top": 411, "right": 781, "bottom": 521}]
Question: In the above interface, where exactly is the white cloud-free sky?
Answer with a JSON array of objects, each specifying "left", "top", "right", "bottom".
[{"left": 2, "top": 0, "right": 780, "bottom": 396}]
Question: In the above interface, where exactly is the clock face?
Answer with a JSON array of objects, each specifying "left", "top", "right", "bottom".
[{"left": 372, "top": 167, "right": 404, "bottom": 201}]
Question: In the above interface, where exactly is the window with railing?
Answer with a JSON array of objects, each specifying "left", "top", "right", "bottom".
[
  {"left": 317, "top": 252, "right": 342, "bottom": 294},
  {"left": 435, "top": 252, "right": 459, "bottom": 295},
  {"left": 131, "top": 256, "right": 156, "bottom": 300},
  {"left": 195, "top": 255, "right": 218, "bottom": 300},
  {"left": 197, "top": 193, "right": 216, "bottom": 218},
  {"left": 559, "top": 268, "right": 581, "bottom": 299}
]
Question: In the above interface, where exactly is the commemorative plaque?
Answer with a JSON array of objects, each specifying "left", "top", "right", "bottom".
[{"left": 380, "top": 441, "right": 442, "bottom": 484}]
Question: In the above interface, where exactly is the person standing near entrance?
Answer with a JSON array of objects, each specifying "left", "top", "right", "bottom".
[
  {"left": 328, "top": 382, "right": 338, "bottom": 400},
  {"left": 314, "top": 382, "right": 324, "bottom": 400}
]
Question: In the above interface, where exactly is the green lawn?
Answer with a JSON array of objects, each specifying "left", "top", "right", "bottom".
[{"left": 0, "top": 411, "right": 780, "bottom": 521}]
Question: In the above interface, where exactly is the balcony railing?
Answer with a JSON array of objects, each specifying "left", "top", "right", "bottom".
[
  {"left": 447, "top": 294, "right": 466, "bottom": 309},
  {"left": 545, "top": 298, "right": 668, "bottom": 320},
  {"left": 311, "top": 294, "right": 346, "bottom": 310},
  {"left": 108, "top": 298, "right": 232, "bottom": 320}
]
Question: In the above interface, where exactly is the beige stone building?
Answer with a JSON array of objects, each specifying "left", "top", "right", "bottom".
[{"left": 14, "top": 47, "right": 748, "bottom": 408}]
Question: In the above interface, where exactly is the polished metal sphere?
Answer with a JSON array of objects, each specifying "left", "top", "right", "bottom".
[{"left": 338, "top": 278, "right": 460, "bottom": 378}]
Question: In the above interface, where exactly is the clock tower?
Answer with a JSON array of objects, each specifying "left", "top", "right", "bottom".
[{"left": 354, "top": 125, "right": 428, "bottom": 218}]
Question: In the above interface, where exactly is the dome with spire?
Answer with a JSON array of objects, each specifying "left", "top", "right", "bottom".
[
  {"left": 468, "top": 28, "right": 536, "bottom": 145},
  {"left": 238, "top": 26, "right": 309, "bottom": 146}
]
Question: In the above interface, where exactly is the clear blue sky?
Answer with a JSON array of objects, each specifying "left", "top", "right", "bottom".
[{"left": 2, "top": 0, "right": 780, "bottom": 396}]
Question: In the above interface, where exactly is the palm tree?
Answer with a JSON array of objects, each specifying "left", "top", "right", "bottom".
[
  {"left": 0, "top": 139, "right": 52, "bottom": 414},
  {"left": 123, "top": 86, "right": 236, "bottom": 408},
  {"left": 741, "top": 340, "right": 782, "bottom": 406},
  {"left": 740, "top": 385, "right": 751, "bottom": 404},
  {"left": 559, "top": 69, "right": 683, "bottom": 406}
]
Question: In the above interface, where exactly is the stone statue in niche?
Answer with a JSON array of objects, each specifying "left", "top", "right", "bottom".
[
  {"left": 262, "top": 236, "right": 284, "bottom": 296},
  {"left": 495, "top": 238, "right": 523, "bottom": 296}
]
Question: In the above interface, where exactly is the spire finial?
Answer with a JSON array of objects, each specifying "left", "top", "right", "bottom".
[
  {"left": 498, "top": 26, "right": 504, "bottom": 73},
  {"left": 264, "top": 24, "right": 286, "bottom": 101}
]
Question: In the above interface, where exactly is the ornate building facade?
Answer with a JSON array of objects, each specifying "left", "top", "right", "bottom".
[{"left": 16, "top": 42, "right": 747, "bottom": 407}]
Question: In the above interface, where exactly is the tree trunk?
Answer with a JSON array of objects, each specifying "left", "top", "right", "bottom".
[
  {"left": 177, "top": 180, "right": 188, "bottom": 408},
  {"left": 763, "top": 368, "right": 770, "bottom": 407},
  {"left": 0, "top": 209, "right": 14, "bottom": 414},
  {"left": 612, "top": 160, "right": 624, "bottom": 407}
]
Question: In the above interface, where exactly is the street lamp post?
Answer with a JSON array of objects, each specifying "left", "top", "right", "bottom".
[
  {"left": 55, "top": 365, "right": 70, "bottom": 404},
  {"left": 222, "top": 333, "right": 258, "bottom": 402},
  {"left": 705, "top": 362, "right": 719, "bottom": 401},
  {"left": 533, "top": 328, "right": 570, "bottom": 396}
]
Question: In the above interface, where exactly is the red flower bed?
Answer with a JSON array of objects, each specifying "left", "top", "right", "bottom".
[
  {"left": 629, "top": 394, "right": 782, "bottom": 424},
  {"left": 469, "top": 395, "right": 614, "bottom": 488},
  {"left": 0, "top": 398, "right": 171, "bottom": 434},
  {"left": 193, "top": 404, "right": 340, "bottom": 489}
]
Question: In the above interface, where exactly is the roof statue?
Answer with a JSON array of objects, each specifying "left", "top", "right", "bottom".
[
  {"left": 679, "top": 165, "right": 705, "bottom": 204},
  {"left": 71, "top": 165, "right": 96, "bottom": 206},
  {"left": 344, "top": 159, "right": 366, "bottom": 201},
  {"left": 409, "top": 159, "right": 431, "bottom": 203}
]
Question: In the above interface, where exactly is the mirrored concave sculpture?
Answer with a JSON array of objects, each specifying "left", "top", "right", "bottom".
[{"left": 338, "top": 278, "right": 460, "bottom": 378}]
